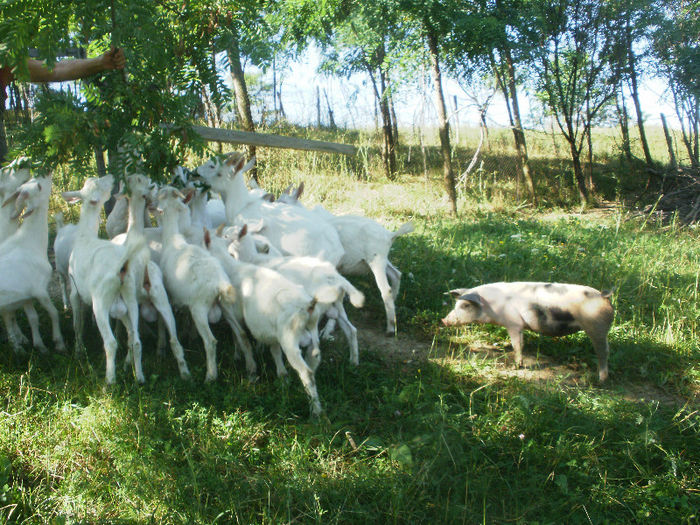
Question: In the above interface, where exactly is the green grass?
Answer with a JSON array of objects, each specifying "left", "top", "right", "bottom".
[{"left": 1, "top": 127, "right": 699, "bottom": 523}]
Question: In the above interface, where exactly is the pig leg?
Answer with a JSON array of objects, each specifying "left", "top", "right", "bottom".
[
  {"left": 506, "top": 326, "right": 525, "bottom": 368},
  {"left": 587, "top": 331, "right": 610, "bottom": 382}
]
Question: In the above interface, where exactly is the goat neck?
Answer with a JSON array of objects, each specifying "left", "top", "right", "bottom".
[
  {"left": 10, "top": 179, "right": 51, "bottom": 254},
  {"left": 219, "top": 171, "right": 257, "bottom": 223},
  {"left": 75, "top": 201, "right": 103, "bottom": 238},
  {"left": 126, "top": 192, "right": 148, "bottom": 233}
]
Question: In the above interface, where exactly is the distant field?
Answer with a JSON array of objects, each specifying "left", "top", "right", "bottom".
[{"left": 1, "top": 127, "right": 698, "bottom": 523}]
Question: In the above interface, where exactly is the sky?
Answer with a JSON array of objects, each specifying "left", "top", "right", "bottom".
[{"left": 238, "top": 44, "right": 683, "bottom": 134}]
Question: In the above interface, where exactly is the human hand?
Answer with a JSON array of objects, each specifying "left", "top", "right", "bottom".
[{"left": 100, "top": 46, "right": 126, "bottom": 71}]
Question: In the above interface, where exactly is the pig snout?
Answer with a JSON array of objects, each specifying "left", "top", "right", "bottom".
[{"left": 441, "top": 311, "right": 464, "bottom": 327}]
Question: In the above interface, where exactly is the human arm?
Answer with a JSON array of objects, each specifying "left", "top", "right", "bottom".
[{"left": 26, "top": 46, "right": 125, "bottom": 83}]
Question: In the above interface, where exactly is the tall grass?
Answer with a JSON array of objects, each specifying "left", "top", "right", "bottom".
[{"left": 1, "top": 125, "right": 698, "bottom": 523}]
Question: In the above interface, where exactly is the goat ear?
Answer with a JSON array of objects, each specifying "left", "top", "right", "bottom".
[
  {"left": 281, "top": 183, "right": 293, "bottom": 196},
  {"left": 2, "top": 190, "right": 20, "bottom": 208},
  {"left": 248, "top": 219, "right": 264, "bottom": 233},
  {"left": 224, "top": 152, "right": 242, "bottom": 167},
  {"left": 181, "top": 188, "right": 194, "bottom": 203},
  {"left": 239, "top": 224, "right": 248, "bottom": 239},
  {"left": 294, "top": 181, "right": 305, "bottom": 200},
  {"left": 237, "top": 157, "right": 256, "bottom": 177},
  {"left": 203, "top": 228, "right": 211, "bottom": 249},
  {"left": 61, "top": 191, "right": 81, "bottom": 204}
]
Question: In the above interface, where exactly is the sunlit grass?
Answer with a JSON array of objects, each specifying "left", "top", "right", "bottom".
[{"left": 1, "top": 126, "right": 698, "bottom": 523}]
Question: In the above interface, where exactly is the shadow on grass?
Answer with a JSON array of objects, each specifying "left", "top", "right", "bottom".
[
  {"left": 355, "top": 211, "right": 698, "bottom": 395},
  {"left": 1, "top": 334, "right": 698, "bottom": 523}
]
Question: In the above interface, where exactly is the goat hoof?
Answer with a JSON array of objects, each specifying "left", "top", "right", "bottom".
[
  {"left": 309, "top": 404, "right": 325, "bottom": 420},
  {"left": 385, "top": 330, "right": 396, "bottom": 337}
]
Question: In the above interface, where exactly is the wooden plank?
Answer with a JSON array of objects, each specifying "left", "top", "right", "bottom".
[{"left": 190, "top": 125, "right": 356, "bottom": 156}]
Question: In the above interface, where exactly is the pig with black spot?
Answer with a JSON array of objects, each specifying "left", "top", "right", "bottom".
[{"left": 442, "top": 282, "right": 614, "bottom": 381}]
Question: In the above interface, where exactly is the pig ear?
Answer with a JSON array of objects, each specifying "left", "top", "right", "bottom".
[
  {"left": 447, "top": 288, "right": 470, "bottom": 299},
  {"left": 458, "top": 293, "right": 483, "bottom": 307}
]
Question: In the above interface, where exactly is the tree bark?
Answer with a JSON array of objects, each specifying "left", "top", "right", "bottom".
[
  {"left": 503, "top": 46, "right": 536, "bottom": 202},
  {"left": 364, "top": 49, "right": 396, "bottom": 180},
  {"left": 626, "top": 21, "right": 653, "bottom": 167},
  {"left": 0, "top": 103, "right": 8, "bottom": 165},
  {"left": 378, "top": 68, "right": 396, "bottom": 179},
  {"left": 616, "top": 89, "right": 633, "bottom": 164},
  {"left": 660, "top": 113, "right": 677, "bottom": 170},
  {"left": 568, "top": 136, "right": 588, "bottom": 205},
  {"left": 227, "top": 32, "right": 257, "bottom": 180},
  {"left": 426, "top": 27, "right": 457, "bottom": 215},
  {"left": 324, "top": 89, "right": 336, "bottom": 130},
  {"left": 389, "top": 86, "right": 399, "bottom": 151}
]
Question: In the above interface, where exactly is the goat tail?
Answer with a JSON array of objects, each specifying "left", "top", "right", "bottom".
[
  {"left": 339, "top": 277, "right": 365, "bottom": 308},
  {"left": 392, "top": 220, "right": 414, "bottom": 239},
  {"left": 313, "top": 284, "right": 343, "bottom": 306},
  {"left": 123, "top": 230, "right": 147, "bottom": 262},
  {"left": 218, "top": 282, "right": 238, "bottom": 305},
  {"left": 115, "top": 230, "right": 147, "bottom": 280}
]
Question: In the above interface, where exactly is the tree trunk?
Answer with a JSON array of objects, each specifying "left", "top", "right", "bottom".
[
  {"left": 378, "top": 69, "right": 396, "bottom": 179},
  {"left": 453, "top": 95, "right": 460, "bottom": 146},
  {"left": 316, "top": 85, "right": 321, "bottom": 128},
  {"left": 323, "top": 89, "right": 336, "bottom": 130},
  {"left": 94, "top": 147, "right": 107, "bottom": 177},
  {"left": 660, "top": 113, "right": 677, "bottom": 170},
  {"left": 426, "top": 27, "right": 457, "bottom": 215},
  {"left": 227, "top": 33, "right": 257, "bottom": 180},
  {"left": 586, "top": 126, "right": 594, "bottom": 191},
  {"left": 0, "top": 103, "right": 8, "bottom": 165},
  {"left": 503, "top": 46, "right": 536, "bottom": 202},
  {"left": 365, "top": 56, "right": 396, "bottom": 180},
  {"left": 389, "top": 86, "right": 399, "bottom": 151},
  {"left": 627, "top": 28, "right": 653, "bottom": 167},
  {"left": 566, "top": 131, "right": 588, "bottom": 205},
  {"left": 616, "top": 89, "right": 633, "bottom": 164}
]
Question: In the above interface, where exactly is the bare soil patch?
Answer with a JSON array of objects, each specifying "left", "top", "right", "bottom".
[{"left": 355, "top": 315, "right": 697, "bottom": 408}]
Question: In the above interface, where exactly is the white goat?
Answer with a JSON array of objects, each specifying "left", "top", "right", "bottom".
[
  {"left": 63, "top": 175, "right": 146, "bottom": 384},
  {"left": 0, "top": 177, "right": 66, "bottom": 354},
  {"left": 205, "top": 228, "right": 335, "bottom": 416},
  {"left": 195, "top": 153, "right": 345, "bottom": 265},
  {"left": 0, "top": 160, "right": 41, "bottom": 346},
  {"left": 53, "top": 212, "right": 76, "bottom": 311},
  {"left": 277, "top": 182, "right": 413, "bottom": 335},
  {"left": 105, "top": 180, "right": 152, "bottom": 239},
  {"left": 156, "top": 186, "right": 257, "bottom": 382},
  {"left": 111, "top": 174, "right": 191, "bottom": 379},
  {"left": 224, "top": 223, "right": 366, "bottom": 366}
]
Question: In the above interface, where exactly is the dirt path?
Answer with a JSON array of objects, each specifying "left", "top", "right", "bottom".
[{"left": 355, "top": 316, "right": 697, "bottom": 408}]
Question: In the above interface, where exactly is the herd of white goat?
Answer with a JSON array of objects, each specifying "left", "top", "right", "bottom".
[{"left": 0, "top": 153, "right": 413, "bottom": 416}]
